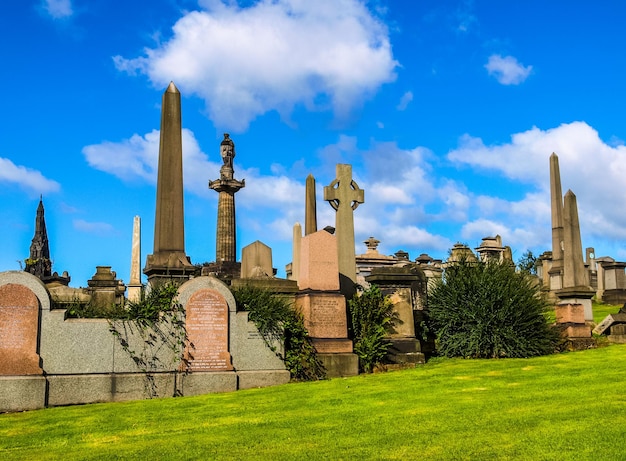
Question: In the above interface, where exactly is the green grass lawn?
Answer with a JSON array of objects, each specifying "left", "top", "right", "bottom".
[
  {"left": 593, "top": 301, "right": 622, "bottom": 324},
  {"left": 2, "top": 343, "right": 626, "bottom": 460}
]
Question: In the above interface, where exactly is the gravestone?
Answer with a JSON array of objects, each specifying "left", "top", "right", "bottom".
[
  {"left": 183, "top": 288, "right": 234, "bottom": 372},
  {"left": 240, "top": 240, "right": 273, "bottom": 279},
  {"left": 0, "top": 283, "right": 43, "bottom": 375},
  {"left": 295, "top": 230, "right": 358, "bottom": 377},
  {"left": 554, "top": 302, "right": 595, "bottom": 350}
]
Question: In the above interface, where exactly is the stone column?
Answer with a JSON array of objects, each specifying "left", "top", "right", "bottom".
[
  {"left": 144, "top": 82, "right": 195, "bottom": 284},
  {"left": 557, "top": 190, "right": 594, "bottom": 322},
  {"left": 291, "top": 222, "right": 302, "bottom": 282},
  {"left": 549, "top": 153, "right": 564, "bottom": 291},
  {"left": 323, "top": 164, "right": 364, "bottom": 297},
  {"left": 127, "top": 216, "right": 142, "bottom": 303},
  {"left": 305, "top": 174, "right": 317, "bottom": 235},
  {"left": 209, "top": 134, "right": 245, "bottom": 278}
]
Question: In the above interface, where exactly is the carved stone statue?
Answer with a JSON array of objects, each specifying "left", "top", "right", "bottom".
[{"left": 220, "top": 133, "right": 235, "bottom": 168}]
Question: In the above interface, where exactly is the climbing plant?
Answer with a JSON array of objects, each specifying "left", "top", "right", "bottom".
[{"left": 232, "top": 285, "right": 325, "bottom": 381}]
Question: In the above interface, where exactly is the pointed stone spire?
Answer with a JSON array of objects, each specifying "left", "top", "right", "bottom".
[
  {"left": 25, "top": 198, "right": 52, "bottom": 279},
  {"left": 305, "top": 174, "right": 317, "bottom": 235},
  {"left": 144, "top": 82, "right": 195, "bottom": 284},
  {"left": 549, "top": 152, "right": 564, "bottom": 290}
]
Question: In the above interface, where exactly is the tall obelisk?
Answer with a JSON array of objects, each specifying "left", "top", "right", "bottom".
[
  {"left": 305, "top": 174, "right": 317, "bottom": 235},
  {"left": 209, "top": 134, "right": 245, "bottom": 278},
  {"left": 127, "top": 216, "right": 142, "bottom": 302},
  {"left": 548, "top": 152, "right": 564, "bottom": 291},
  {"left": 144, "top": 82, "right": 195, "bottom": 285},
  {"left": 558, "top": 190, "right": 595, "bottom": 321}
]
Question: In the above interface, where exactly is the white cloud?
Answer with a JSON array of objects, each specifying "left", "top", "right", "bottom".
[
  {"left": 485, "top": 54, "right": 532, "bottom": 85},
  {"left": 0, "top": 157, "right": 60, "bottom": 196},
  {"left": 114, "top": 0, "right": 397, "bottom": 131},
  {"left": 82, "top": 129, "right": 219, "bottom": 197},
  {"left": 396, "top": 91, "right": 413, "bottom": 111},
  {"left": 42, "top": 0, "right": 73, "bottom": 19},
  {"left": 448, "top": 121, "right": 626, "bottom": 247}
]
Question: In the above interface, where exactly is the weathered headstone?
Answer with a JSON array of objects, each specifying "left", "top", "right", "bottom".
[
  {"left": 295, "top": 230, "right": 358, "bottom": 377},
  {"left": 240, "top": 240, "right": 273, "bottom": 279},
  {"left": 183, "top": 288, "right": 234, "bottom": 372},
  {"left": 324, "top": 164, "right": 364, "bottom": 296},
  {"left": 0, "top": 283, "right": 43, "bottom": 375}
]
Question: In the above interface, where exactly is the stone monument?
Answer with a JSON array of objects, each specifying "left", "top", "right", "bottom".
[
  {"left": 127, "top": 216, "right": 142, "bottom": 303},
  {"left": 295, "top": 229, "right": 358, "bottom": 377},
  {"left": 557, "top": 190, "right": 595, "bottom": 322},
  {"left": 24, "top": 198, "right": 70, "bottom": 286},
  {"left": 305, "top": 174, "right": 317, "bottom": 235},
  {"left": 549, "top": 152, "right": 565, "bottom": 292},
  {"left": 323, "top": 164, "right": 364, "bottom": 297},
  {"left": 208, "top": 133, "right": 245, "bottom": 280},
  {"left": 144, "top": 82, "right": 195, "bottom": 284}
]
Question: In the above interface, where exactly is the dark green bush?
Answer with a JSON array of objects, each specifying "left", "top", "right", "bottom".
[
  {"left": 232, "top": 285, "right": 325, "bottom": 381},
  {"left": 348, "top": 285, "right": 396, "bottom": 373},
  {"left": 428, "top": 258, "right": 557, "bottom": 358}
]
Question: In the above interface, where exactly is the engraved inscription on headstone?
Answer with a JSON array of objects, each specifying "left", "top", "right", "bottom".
[
  {"left": 0, "top": 284, "right": 43, "bottom": 375},
  {"left": 184, "top": 288, "right": 233, "bottom": 371}
]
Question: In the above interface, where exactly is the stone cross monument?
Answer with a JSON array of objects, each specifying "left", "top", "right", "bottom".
[
  {"left": 324, "top": 164, "right": 364, "bottom": 296},
  {"left": 209, "top": 134, "right": 245, "bottom": 277},
  {"left": 144, "top": 82, "right": 195, "bottom": 284}
]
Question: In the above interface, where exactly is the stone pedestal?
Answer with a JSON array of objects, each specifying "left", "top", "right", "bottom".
[{"left": 554, "top": 302, "right": 595, "bottom": 350}]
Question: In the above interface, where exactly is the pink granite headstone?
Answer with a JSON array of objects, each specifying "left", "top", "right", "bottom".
[
  {"left": 183, "top": 288, "right": 233, "bottom": 371},
  {"left": 298, "top": 230, "right": 340, "bottom": 291},
  {"left": 0, "top": 284, "right": 43, "bottom": 375}
]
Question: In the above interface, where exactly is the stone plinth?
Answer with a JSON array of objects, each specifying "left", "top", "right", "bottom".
[
  {"left": 0, "top": 283, "right": 43, "bottom": 375},
  {"left": 183, "top": 288, "right": 233, "bottom": 372},
  {"left": 554, "top": 302, "right": 594, "bottom": 350}
]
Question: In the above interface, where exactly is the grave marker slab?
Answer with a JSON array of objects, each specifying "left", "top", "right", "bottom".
[
  {"left": 0, "top": 283, "right": 42, "bottom": 375},
  {"left": 184, "top": 288, "right": 233, "bottom": 372}
]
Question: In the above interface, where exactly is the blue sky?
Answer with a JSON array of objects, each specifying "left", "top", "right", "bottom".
[{"left": 2, "top": 0, "right": 626, "bottom": 287}]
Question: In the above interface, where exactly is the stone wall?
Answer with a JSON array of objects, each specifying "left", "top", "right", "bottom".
[{"left": 0, "top": 272, "right": 289, "bottom": 412}]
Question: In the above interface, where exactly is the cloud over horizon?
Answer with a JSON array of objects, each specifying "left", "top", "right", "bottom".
[{"left": 114, "top": 0, "right": 398, "bottom": 132}]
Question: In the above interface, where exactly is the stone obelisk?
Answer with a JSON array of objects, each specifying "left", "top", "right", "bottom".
[
  {"left": 209, "top": 134, "right": 245, "bottom": 279},
  {"left": 127, "top": 216, "right": 142, "bottom": 303},
  {"left": 324, "top": 164, "right": 364, "bottom": 297},
  {"left": 549, "top": 152, "right": 564, "bottom": 291},
  {"left": 558, "top": 190, "right": 595, "bottom": 321},
  {"left": 291, "top": 222, "right": 302, "bottom": 281},
  {"left": 305, "top": 174, "right": 317, "bottom": 235},
  {"left": 144, "top": 82, "right": 195, "bottom": 285}
]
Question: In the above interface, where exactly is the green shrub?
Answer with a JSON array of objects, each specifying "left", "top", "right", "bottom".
[
  {"left": 428, "top": 258, "right": 557, "bottom": 358},
  {"left": 232, "top": 285, "right": 325, "bottom": 381},
  {"left": 348, "top": 285, "right": 396, "bottom": 373}
]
